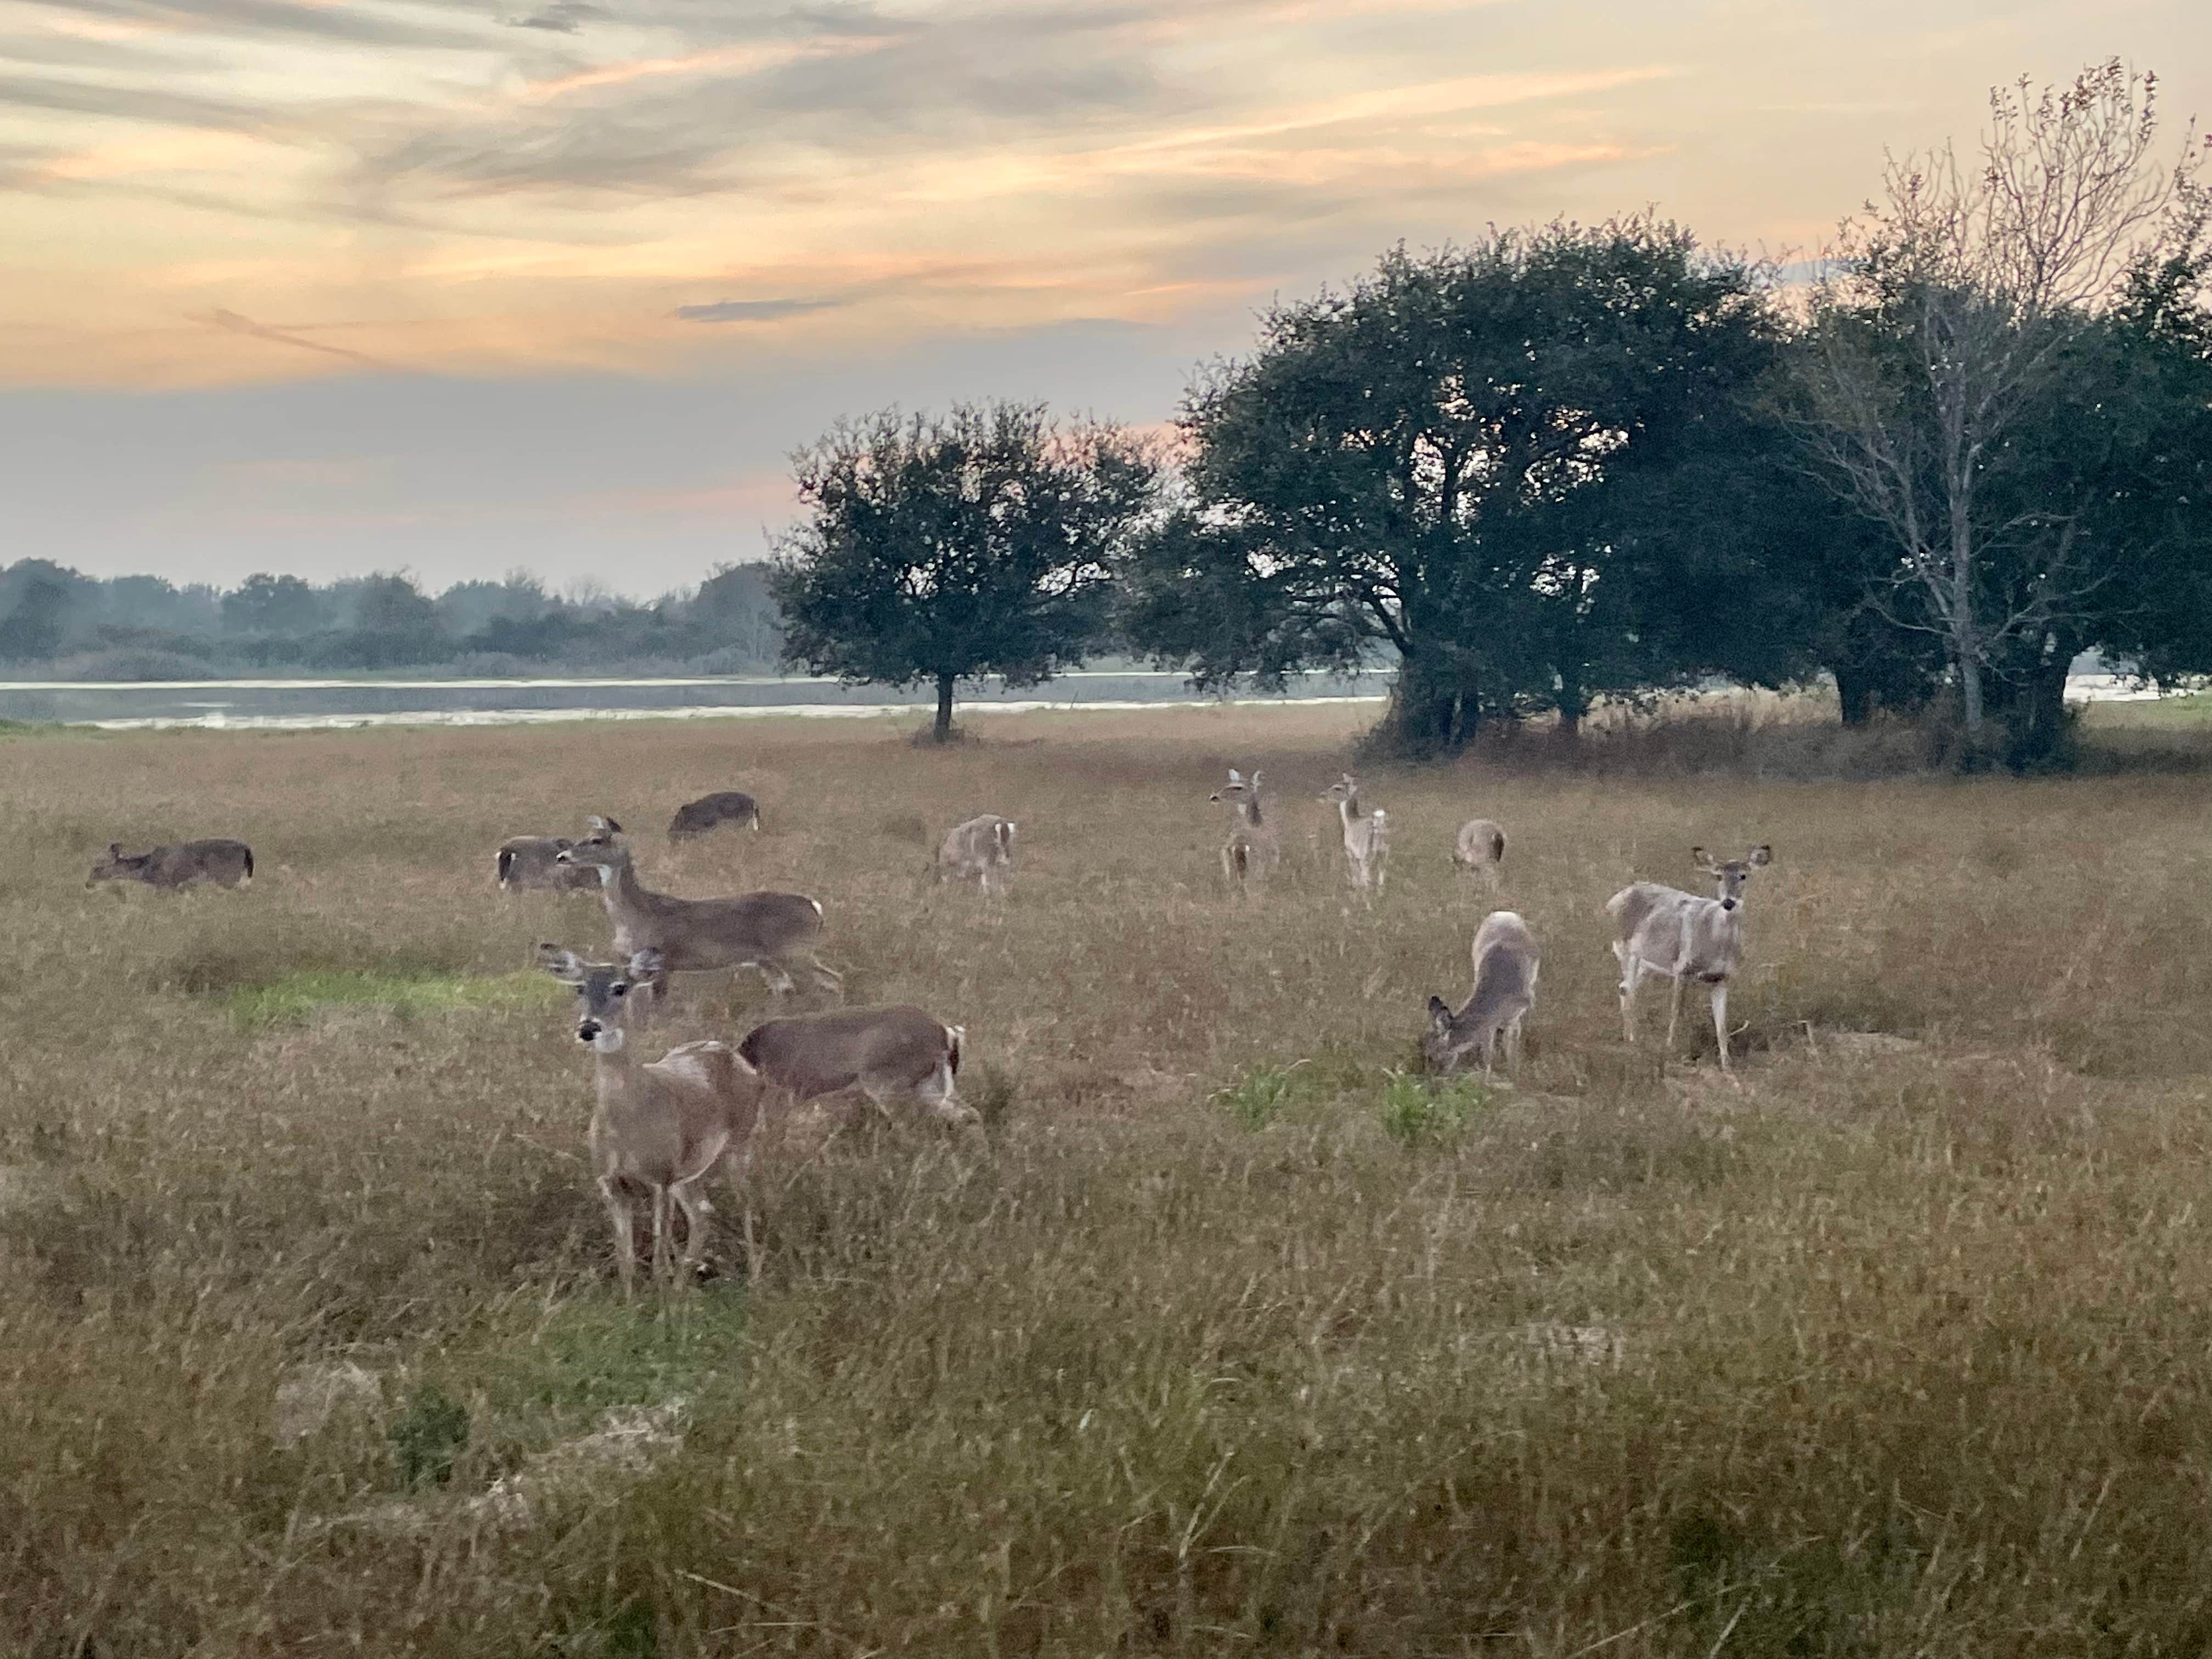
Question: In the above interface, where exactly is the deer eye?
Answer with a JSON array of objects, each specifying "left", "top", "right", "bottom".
[{"left": 611, "top": 984, "right": 629, "bottom": 997}]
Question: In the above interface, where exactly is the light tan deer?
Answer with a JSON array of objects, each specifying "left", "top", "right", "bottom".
[
  {"left": 1322, "top": 775, "right": 1390, "bottom": 894},
  {"left": 1453, "top": 817, "right": 1506, "bottom": 886},
  {"left": 737, "top": 1005, "right": 977, "bottom": 1128},
  {"left": 1209, "top": 768, "right": 1280, "bottom": 890},
  {"left": 87, "top": 838, "right": 253, "bottom": 890},
  {"left": 936, "top": 815, "right": 1017, "bottom": 897},
  {"left": 538, "top": 944, "right": 766, "bottom": 1296},
  {"left": 557, "top": 817, "right": 840, "bottom": 1006},
  {"left": 1607, "top": 845, "right": 1772, "bottom": 1073},
  {"left": 1423, "top": 910, "right": 1540, "bottom": 1075},
  {"left": 496, "top": 833, "right": 600, "bottom": 893}
]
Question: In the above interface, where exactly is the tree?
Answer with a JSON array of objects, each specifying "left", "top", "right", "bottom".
[
  {"left": 1791, "top": 61, "right": 2207, "bottom": 760},
  {"left": 1124, "top": 219, "right": 1787, "bottom": 759},
  {"left": 222, "top": 573, "right": 329, "bottom": 636},
  {"left": 769, "top": 402, "right": 1161, "bottom": 742}
]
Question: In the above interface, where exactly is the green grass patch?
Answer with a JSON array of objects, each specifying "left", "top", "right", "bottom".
[
  {"left": 1379, "top": 1069, "right": 1495, "bottom": 1146},
  {"left": 217, "top": 968, "right": 562, "bottom": 1028}
]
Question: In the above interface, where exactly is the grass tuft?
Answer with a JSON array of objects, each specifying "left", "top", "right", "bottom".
[{"left": 1378, "top": 1068, "right": 1493, "bottom": 1144}]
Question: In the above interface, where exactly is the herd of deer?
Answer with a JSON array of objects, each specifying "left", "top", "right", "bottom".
[
  {"left": 83, "top": 774, "right": 1768, "bottom": 1294},
  {"left": 1207, "top": 768, "right": 1771, "bottom": 1084}
]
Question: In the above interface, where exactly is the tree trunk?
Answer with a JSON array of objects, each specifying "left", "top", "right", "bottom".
[
  {"left": 933, "top": 672, "right": 956, "bottom": 743},
  {"left": 1833, "top": 662, "right": 1876, "bottom": 725},
  {"left": 1378, "top": 651, "right": 1479, "bottom": 761}
]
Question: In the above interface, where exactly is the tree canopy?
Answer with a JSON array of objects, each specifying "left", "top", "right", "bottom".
[
  {"left": 1124, "top": 217, "right": 1791, "bottom": 758},
  {"left": 770, "top": 400, "right": 1164, "bottom": 741}
]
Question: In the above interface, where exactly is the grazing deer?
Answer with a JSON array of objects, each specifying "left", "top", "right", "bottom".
[
  {"left": 1424, "top": 910, "right": 1541, "bottom": 1075},
  {"left": 1322, "top": 775, "right": 1390, "bottom": 894},
  {"left": 496, "top": 834, "right": 600, "bottom": 893},
  {"left": 737, "top": 1005, "right": 977, "bottom": 1128},
  {"left": 87, "top": 838, "right": 253, "bottom": 890},
  {"left": 1607, "top": 845, "right": 1772, "bottom": 1073},
  {"left": 936, "top": 815, "right": 1017, "bottom": 896},
  {"left": 1209, "top": 769, "right": 1280, "bottom": 890},
  {"left": 557, "top": 817, "right": 840, "bottom": 1005},
  {"left": 668, "top": 792, "right": 762, "bottom": 840},
  {"left": 538, "top": 945, "right": 764, "bottom": 1296},
  {"left": 1453, "top": 818, "right": 1507, "bottom": 885}
]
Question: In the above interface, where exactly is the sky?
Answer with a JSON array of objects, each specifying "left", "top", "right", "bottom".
[{"left": 0, "top": 0, "right": 2205, "bottom": 597}]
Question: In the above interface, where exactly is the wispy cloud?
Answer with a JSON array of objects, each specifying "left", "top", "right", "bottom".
[
  {"left": 195, "top": 308, "right": 394, "bottom": 369},
  {"left": 673, "top": 296, "right": 851, "bottom": 323}
]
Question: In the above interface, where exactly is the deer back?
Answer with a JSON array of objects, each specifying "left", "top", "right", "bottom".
[
  {"left": 668, "top": 792, "right": 761, "bottom": 839},
  {"left": 737, "top": 1005, "right": 956, "bottom": 1104}
]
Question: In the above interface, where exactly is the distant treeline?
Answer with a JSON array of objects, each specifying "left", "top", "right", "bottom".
[{"left": 0, "top": 561, "right": 783, "bottom": 679}]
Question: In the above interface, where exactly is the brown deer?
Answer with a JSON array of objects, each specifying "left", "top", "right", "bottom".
[
  {"left": 1423, "top": 910, "right": 1540, "bottom": 1075},
  {"left": 935, "top": 815, "right": 1017, "bottom": 897},
  {"left": 557, "top": 817, "right": 840, "bottom": 1006},
  {"left": 496, "top": 834, "right": 601, "bottom": 893},
  {"left": 737, "top": 1005, "right": 975, "bottom": 1128},
  {"left": 1322, "top": 775, "right": 1390, "bottom": 894},
  {"left": 1608, "top": 845, "right": 1772, "bottom": 1072},
  {"left": 539, "top": 945, "right": 764, "bottom": 1295},
  {"left": 1209, "top": 769, "right": 1280, "bottom": 890},
  {"left": 1452, "top": 817, "right": 1506, "bottom": 885},
  {"left": 87, "top": 839, "right": 253, "bottom": 890},
  {"left": 668, "top": 792, "right": 762, "bottom": 840}
]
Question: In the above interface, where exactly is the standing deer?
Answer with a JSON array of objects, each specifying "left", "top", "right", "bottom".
[
  {"left": 1607, "top": 845, "right": 1772, "bottom": 1073},
  {"left": 738, "top": 1005, "right": 976, "bottom": 1128},
  {"left": 1423, "top": 910, "right": 1541, "bottom": 1075},
  {"left": 1453, "top": 817, "right": 1507, "bottom": 885},
  {"left": 668, "top": 792, "right": 762, "bottom": 840},
  {"left": 538, "top": 944, "right": 765, "bottom": 1296},
  {"left": 496, "top": 834, "right": 600, "bottom": 893},
  {"left": 936, "top": 815, "right": 1017, "bottom": 896},
  {"left": 1209, "top": 769, "right": 1280, "bottom": 890},
  {"left": 87, "top": 838, "right": 253, "bottom": 890},
  {"left": 1322, "top": 775, "right": 1390, "bottom": 894},
  {"left": 557, "top": 817, "right": 840, "bottom": 1006}
]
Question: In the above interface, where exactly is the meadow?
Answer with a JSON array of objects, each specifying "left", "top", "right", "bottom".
[{"left": 5, "top": 699, "right": 2212, "bottom": 1657}]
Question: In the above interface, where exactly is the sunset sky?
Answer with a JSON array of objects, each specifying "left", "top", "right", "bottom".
[{"left": 1, "top": 0, "right": 2204, "bottom": 594}]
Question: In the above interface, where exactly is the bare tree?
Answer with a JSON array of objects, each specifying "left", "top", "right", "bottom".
[{"left": 1793, "top": 61, "right": 2205, "bottom": 751}]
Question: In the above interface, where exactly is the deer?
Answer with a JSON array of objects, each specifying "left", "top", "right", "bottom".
[
  {"left": 1607, "top": 845, "right": 1773, "bottom": 1073},
  {"left": 87, "top": 838, "right": 253, "bottom": 890},
  {"left": 935, "top": 815, "right": 1017, "bottom": 897},
  {"left": 1322, "top": 775, "right": 1390, "bottom": 894},
  {"left": 496, "top": 834, "right": 601, "bottom": 893},
  {"left": 538, "top": 944, "right": 765, "bottom": 1296},
  {"left": 737, "top": 1005, "right": 977, "bottom": 1131},
  {"left": 556, "top": 817, "right": 841, "bottom": 1008},
  {"left": 668, "top": 791, "right": 762, "bottom": 841},
  {"left": 1423, "top": 910, "right": 1541, "bottom": 1075},
  {"left": 1209, "top": 768, "right": 1280, "bottom": 890},
  {"left": 1453, "top": 818, "right": 1507, "bottom": 886}
]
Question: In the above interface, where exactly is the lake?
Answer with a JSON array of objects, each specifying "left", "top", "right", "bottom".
[{"left": 0, "top": 670, "right": 1396, "bottom": 731}]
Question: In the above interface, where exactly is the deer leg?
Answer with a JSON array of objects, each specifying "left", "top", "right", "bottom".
[
  {"left": 1711, "top": 981, "right": 1732, "bottom": 1074},
  {"left": 1618, "top": 957, "right": 1643, "bottom": 1044},
  {"left": 649, "top": 1184, "right": 674, "bottom": 1290},
  {"left": 599, "top": 1176, "right": 636, "bottom": 1299},
  {"left": 673, "top": 1177, "right": 716, "bottom": 1272},
  {"left": 759, "top": 960, "right": 798, "bottom": 996},
  {"left": 914, "top": 1057, "right": 981, "bottom": 1127},
  {"left": 804, "top": 955, "right": 844, "bottom": 995},
  {"left": 1666, "top": 973, "right": 1685, "bottom": 1053}
]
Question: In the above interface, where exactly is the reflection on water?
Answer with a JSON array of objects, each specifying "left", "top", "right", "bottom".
[{"left": 0, "top": 671, "right": 1395, "bottom": 732}]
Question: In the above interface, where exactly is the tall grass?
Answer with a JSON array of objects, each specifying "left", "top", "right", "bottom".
[{"left": 3, "top": 703, "right": 2212, "bottom": 1654}]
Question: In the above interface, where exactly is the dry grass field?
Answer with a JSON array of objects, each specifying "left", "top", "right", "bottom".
[{"left": 7, "top": 701, "right": 2212, "bottom": 1657}]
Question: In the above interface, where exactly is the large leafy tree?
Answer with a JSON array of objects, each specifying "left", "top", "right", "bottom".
[
  {"left": 1125, "top": 218, "right": 1789, "bottom": 759},
  {"left": 770, "top": 401, "right": 1162, "bottom": 742}
]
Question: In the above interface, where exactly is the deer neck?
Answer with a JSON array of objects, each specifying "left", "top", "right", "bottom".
[{"left": 596, "top": 855, "right": 652, "bottom": 915}]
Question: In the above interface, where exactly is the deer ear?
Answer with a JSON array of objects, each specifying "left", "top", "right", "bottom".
[
  {"left": 603, "top": 816, "right": 623, "bottom": 835},
  {"left": 1427, "top": 995, "right": 1453, "bottom": 1032},
  {"left": 1691, "top": 846, "right": 1715, "bottom": 871},
  {"left": 1748, "top": 844, "right": 1773, "bottom": 867},
  {"left": 553, "top": 837, "right": 574, "bottom": 851},
  {"left": 537, "top": 944, "right": 585, "bottom": 982},
  {"left": 107, "top": 843, "right": 121, "bottom": 859},
  {"left": 627, "top": 947, "right": 666, "bottom": 981},
  {"left": 1226, "top": 768, "right": 1243, "bottom": 784}
]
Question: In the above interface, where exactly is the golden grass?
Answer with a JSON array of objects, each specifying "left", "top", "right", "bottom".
[{"left": 6, "top": 704, "right": 2212, "bottom": 1656}]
